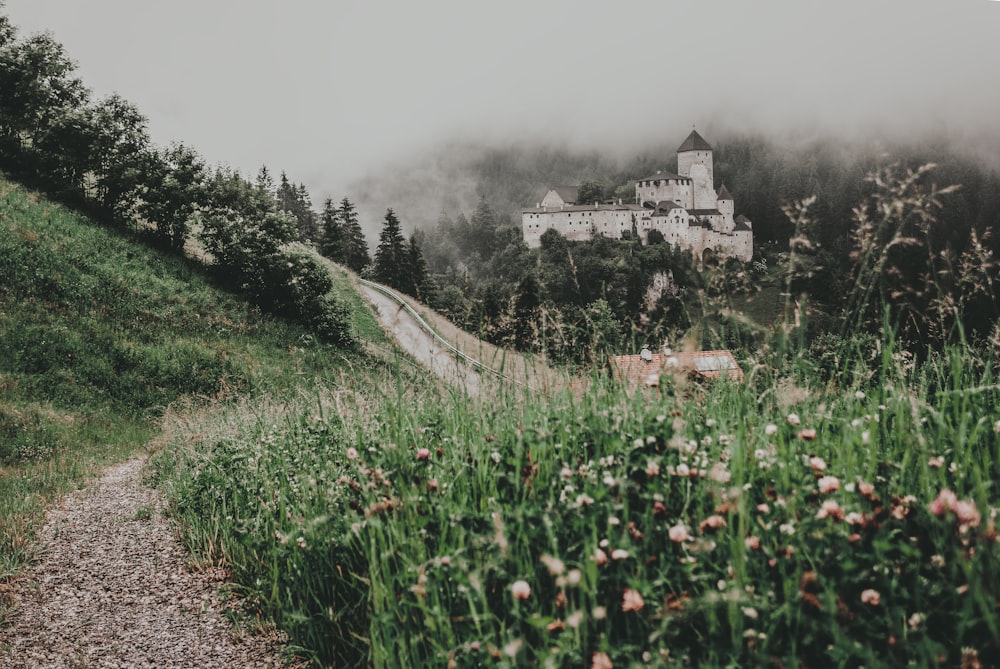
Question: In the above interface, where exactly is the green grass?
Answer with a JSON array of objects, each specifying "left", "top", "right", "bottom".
[
  {"left": 0, "top": 177, "right": 366, "bottom": 584},
  {"left": 154, "top": 333, "right": 1000, "bottom": 668}
]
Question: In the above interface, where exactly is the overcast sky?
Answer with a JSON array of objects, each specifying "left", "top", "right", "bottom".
[{"left": 4, "top": 0, "right": 1000, "bottom": 203}]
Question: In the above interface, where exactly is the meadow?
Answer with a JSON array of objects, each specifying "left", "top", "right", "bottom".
[
  {"left": 154, "top": 330, "right": 1000, "bottom": 667},
  {"left": 3, "top": 172, "right": 999, "bottom": 668}
]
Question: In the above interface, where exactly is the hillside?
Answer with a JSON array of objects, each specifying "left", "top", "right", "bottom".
[{"left": 0, "top": 175, "right": 399, "bottom": 581}]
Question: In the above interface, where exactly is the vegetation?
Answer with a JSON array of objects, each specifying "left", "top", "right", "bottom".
[
  {"left": 0, "top": 176, "right": 380, "bottom": 587},
  {"left": 3, "top": 6, "right": 1000, "bottom": 668}
]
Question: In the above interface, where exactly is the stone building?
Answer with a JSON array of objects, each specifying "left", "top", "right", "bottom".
[{"left": 521, "top": 130, "right": 753, "bottom": 262}]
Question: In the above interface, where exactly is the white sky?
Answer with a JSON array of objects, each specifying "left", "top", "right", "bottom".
[{"left": 4, "top": 0, "right": 1000, "bottom": 204}]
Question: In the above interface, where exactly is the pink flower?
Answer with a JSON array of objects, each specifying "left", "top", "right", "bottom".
[
  {"left": 858, "top": 481, "right": 875, "bottom": 497},
  {"left": 470, "top": 641, "right": 480, "bottom": 651},
  {"left": 511, "top": 580, "right": 531, "bottom": 600},
  {"left": 816, "top": 499, "right": 844, "bottom": 520},
  {"left": 593, "top": 548, "right": 608, "bottom": 566},
  {"left": 929, "top": 489, "right": 958, "bottom": 517},
  {"left": 699, "top": 514, "right": 727, "bottom": 533},
  {"left": 669, "top": 523, "right": 690, "bottom": 543},
  {"left": 591, "top": 651, "right": 613, "bottom": 669},
  {"left": 798, "top": 428, "right": 817, "bottom": 441},
  {"left": 416, "top": 447, "right": 431, "bottom": 460},
  {"left": 440, "top": 556, "right": 451, "bottom": 567},
  {"left": 645, "top": 460, "right": 660, "bottom": 477},
  {"left": 621, "top": 588, "right": 645, "bottom": 612},
  {"left": 808, "top": 456, "right": 827, "bottom": 471},
  {"left": 861, "top": 588, "right": 880, "bottom": 606},
  {"left": 953, "top": 499, "right": 982, "bottom": 532},
  {"left": 345, "top": 447, "right": 358, "bottom": 460},
  {"left": 786, "top": 413, "right": 801, "bottom": 426},
  {"left": 611, "top": 549, "right": 630, "bottom": 561},
  {"left": 744, "top": 536, "right": 760, "bottom": 550},
  {"left": 765, "top": 423, "right": 779, "bottom": 436},
  {"left": 817, "top": 476, "right": 840, "bottom": 494},
  {"left": 427, "top": 479, "right": 439, "bottom": 491},
  {"left": 928, "top": 455, "right": 945, "bottom": 468}
]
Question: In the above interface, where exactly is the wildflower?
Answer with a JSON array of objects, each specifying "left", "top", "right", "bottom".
[
  {"left": 566, "top": 611, "right": 584, "bottom": 628},
  {"left": 817, "top": 476, "right": 840, "bottom": 494},
  {"left": 593, "top": 548, "right": 608, "bottom": 566},
  {"left": 929, "top": 489, "right": 959, "bottom": 517},
  {"left": 995, "top": 419, "right": 1000, "bottom": 434},
  {"left": 908, "top": 612, "right": 924, "bottom": 629},
  {"left": 744, "top": 536, "right": 760, "bottom": 550},
  {"left": 845, "top": 511, "right": 864, "bottom": 525},
  {"left": 645, "top": 460, "right": 660, "bottom": 477},
  {"left": 708, "top": 463, "right": 731, "bottom": 484},
  {"left": 546, "top": 619, "right": 565, "bottom": 633},
  {"left": 591, "top": 651, "right": 613, "bottom": 669},
  {"left": 611, "top": 549, "right": 630, "bottom": 561},
  {"left": 541, "top": 554, "right": 565, "bottom": 575},
  {"left": 490, "top": 451, "right": 501, "bottom": 464},
  {"left": 756, "top": 503, "right": 770, "bottom": 514},
  {"left": 345, "top": 447, "right": 358, "bottom": 460},
  {"left": 608, "top": 516, "right": 621, "bottom": 526},
  {"left": 855, "top": 390, "right": 866, "bottom": 399},
  {"left": 808, "top": 456, "right": 827, "bottom": 471},
  {"left": 504, "top": 638, "right": 522, "bottom": 657},
  {"left": 780, "top": 522, "right": 795, "bottom": 535},
  {"left": 765, "top": 423, "right": 779, "bottom": 436},
  {"left": 699, "top": 515, "right": 727, "bottom": 533},
  {"left": 861, "top": 430, "right": 870, "bottom": 444},
  {"left": 296, "top": 536, "right": 307, "bottom": 549},
  {"left": 416, "top": 447, "right": 431, "bottom": 460},
  {"left": 816, "top": 499, "right": 844, "bottom": 520},
  {"left": 669, "top": 523, "right": 690, "bottom": 543},
  {"left": 953, "top": 499, "right": 982, "bottom": 532},
  {"left": 931, "top": 554, "right": 946, "bottom": 567},
  {"left": 861, "top": 589, "right": 880, "bottom": 606},
  {"left": 511, "top": 580, "right": 531, "bottom": 600},
  {"left": 560, "top": 466, "right": 574, "bottom": 478},
  {"left": 470, "top": 641, "right": 480, "bottom": 651},
  {"left": 622, "top": 588, "right": 645, "bottom": 612},
  {"left": 440, "top": 556, "right": 451, "bottom": 567},
  {"left": 743, "top": 606, "right": 759, "bottom": 619},
  {"left": 592, "top": 606, "right": 607, "bottom": 620},
  {"left": 427, "top": 479, "right": 439, "bottom": 492},
  {"left": 653, "top": 500, "right": 667, "bottom": 516},
  {"left": 706, "top": 418, "right": 717, "bottom": 427},
  {"left": 603, "top": 474, "right": 617, "bottom": 487},
  {"left": 566, "top": 569, "right": 582, "bottom": 586},
  {"left": 676, "top": 463, "right": 690, "bottom": 477},
  {"left": 928, "top": 455, "right": 945, "bottom": 468},
  {"left": 575, "top": 493, "right": 595, "bottom": 507},
  {"left": 798, "top": 428, "right": 817, "bottom": 440},
  {"left": 858, "top": 480, "right": 875, "bottom": 497},
  {"left": 962, "top": 648, "right": 982, "bottom": 669}
]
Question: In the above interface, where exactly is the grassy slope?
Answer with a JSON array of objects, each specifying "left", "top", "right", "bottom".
[{"left": 0, "top": 177, "right": 389, "bottom": 583}]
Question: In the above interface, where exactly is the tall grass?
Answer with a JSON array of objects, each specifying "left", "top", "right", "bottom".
[
  {"left": 155, "top": 333, "right": 1000, "bottom": 667},
  {"left": 0, "top": 177, "right": 360, "bottom": 586}
]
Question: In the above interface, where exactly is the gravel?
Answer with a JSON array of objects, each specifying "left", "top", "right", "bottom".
[{"left": 0, "top": 458, "right": 295, "bottom": 668}]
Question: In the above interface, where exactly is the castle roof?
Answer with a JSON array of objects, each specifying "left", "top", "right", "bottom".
[
  {"left": 690, "top": 209, "right": 722, "bottom": 217},
  {"left": 638, "top": 170, "right": 687, "bottom": 183},
  {"left": 548, "top": 185, "right": 579, "bottom": 205},
  {"left": 734, "top": 215, "right": 752, "bottom": 232},
  {"left": 677, "top": 129, "right": 713, "bottom": 153},
  {"left": 652, "top": 201, "right": 685, "bottom": 216},
  {"left": 522, "top": 203, "right": 644, "bottom": 214},
  {"left": 717, "top": 184, "right": 733, "bottom": 200}
]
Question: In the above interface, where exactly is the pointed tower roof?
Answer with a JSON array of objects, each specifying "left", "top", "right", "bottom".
[
  {"left": 717, "top": 183, "right": 733, "bottom": 200},
  {"left": 677, "top": 129, "right": 713, "bottom": 153}
]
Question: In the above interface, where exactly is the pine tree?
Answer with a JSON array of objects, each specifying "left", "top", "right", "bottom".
[
  {"left": 373, "top": 208, "right": 407, "bottom": 291},
  {"left": 339, "top": 197, "right": 370, "bottom": 273},
  {"left": 407, "top": 231, "right": 432, "bottom": 302},
  {"left": 319, "top": 197, "right": 346, "bottom": 262}
]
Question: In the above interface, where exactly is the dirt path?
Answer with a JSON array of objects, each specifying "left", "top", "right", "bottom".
[{"left": 0, "top": 458, "right": 290, "bottom": 669}]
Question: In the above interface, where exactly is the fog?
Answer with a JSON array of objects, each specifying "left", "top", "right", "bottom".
[{"left": 4, "top": 0, "right": 1000, "bottom": 234}]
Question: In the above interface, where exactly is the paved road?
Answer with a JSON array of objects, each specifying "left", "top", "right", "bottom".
[{"left": 360, "top": 282, "right": 483, "bottom": 396}]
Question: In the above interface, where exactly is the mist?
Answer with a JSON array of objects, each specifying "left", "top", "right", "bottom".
[{"left": 3, "top": 0, "right": 999, "bottom": 239}]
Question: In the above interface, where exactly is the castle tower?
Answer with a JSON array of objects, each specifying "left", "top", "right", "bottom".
[
  {"left": 716, "top": 183, "right": 734, "bottom": 232},
  {"left": 676, "top": 129, "right": 715, "bottom": 210}
]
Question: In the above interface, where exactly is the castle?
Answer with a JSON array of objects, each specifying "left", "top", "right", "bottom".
[{"left": 521, "top": 130, "right": 753, "bottom": 262}]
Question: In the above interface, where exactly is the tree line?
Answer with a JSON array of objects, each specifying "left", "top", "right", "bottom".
[{"left": 0, "top": 6, "right": 373, "bottom": 347}]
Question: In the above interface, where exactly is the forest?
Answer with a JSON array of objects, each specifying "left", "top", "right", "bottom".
[{"left": 3, "top": 4, "right": 999, "bottom": 370}]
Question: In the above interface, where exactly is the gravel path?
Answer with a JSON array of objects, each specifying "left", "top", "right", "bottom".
[{"left": 0, "top": 458, "right": 292, "bottom": 669}]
